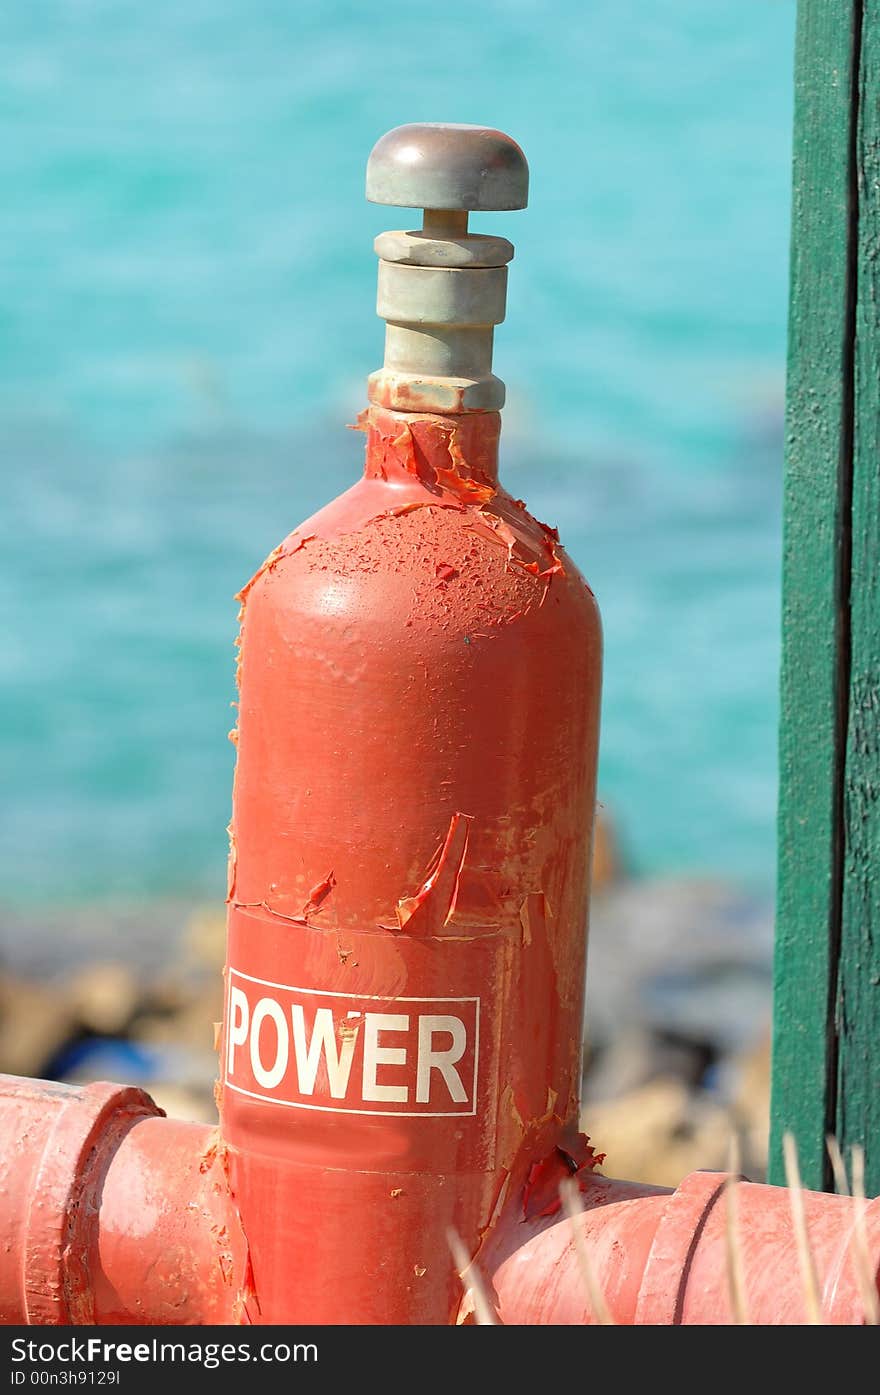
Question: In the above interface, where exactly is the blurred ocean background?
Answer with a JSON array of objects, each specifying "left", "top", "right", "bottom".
[{"left": 0, "top": 0, "right": 795, "bottom": 913}]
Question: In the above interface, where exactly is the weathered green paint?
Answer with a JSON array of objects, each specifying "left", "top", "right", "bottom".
[
  {"left": 837, "top": 0, "right": 880, "bottom": 1194},
  {"left": 769, "top": 0, "right": 861, "bottom": 1192},
  {"left": 771, "top": 0, "right": 880, "bottom": 1194}
]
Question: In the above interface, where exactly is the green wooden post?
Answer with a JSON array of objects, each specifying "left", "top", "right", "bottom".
[{"left": 770, "top": 0, "right": 880, "bottom": 1195}]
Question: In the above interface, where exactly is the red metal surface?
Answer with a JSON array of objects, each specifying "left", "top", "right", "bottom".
[
  {"left": 220, "top": 404, "right": 603, "bottom": 1323},
  {"left": 484, "top": 1168, "right": 880, "bottom": 1324},
  {"left": 92, "top": 1116, "right": 253, "bottom": 1325},
  {"left": 0, "top": 1075, "right": 250, "bottom": 1325}
]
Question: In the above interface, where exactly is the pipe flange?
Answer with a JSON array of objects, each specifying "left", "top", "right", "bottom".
[
  {"left": 23, "top": 1080, "right": 161, "bottom": 1325},
  {"left": 366, "top": 123, "right": 527, "bottom": 414},
  {"left": 633, "top": 1169, "right": 728, "bottom": 1325}
]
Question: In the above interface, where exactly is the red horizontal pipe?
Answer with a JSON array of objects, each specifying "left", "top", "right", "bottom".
[
  {"left": 2, "top": 1072, "right": 878, "bottom": 1325},
  {"left": 483, "top": 1169, "right": 880, "bottom": 1324},
  {"left": 91, "top": 1114, "right": 254, "bottom": 1324},
  {"left": 0, "top": 1075, "right": 251, "bottom": 1325}
]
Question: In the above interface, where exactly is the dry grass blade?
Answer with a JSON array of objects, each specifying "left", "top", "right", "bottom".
[
  {"left": 850, "top": 1145, "right": 879, "bottom": 1325},
  {"left": 559, "top": 1177, "right": 614, "bottom": 1324},
  {"left": 825, "top": 1136, "right": 878, "bottom": 1324},
  {"left": 783, "top": 1131, "right": 823, "bottom": 1324},
  {"left": 447, "top": 1227, "right": 497, "bottom": 1326},
  {"left": 723, "top": 1133, "right": 750, "bottom": 1324},
  {"left": 826, "top": 1134, "right": 850, "bottom": 1198}
]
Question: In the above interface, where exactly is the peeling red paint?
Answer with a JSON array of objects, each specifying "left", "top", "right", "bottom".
[
  {"left": 394, "top": 812, "right": 471, "bottom": 934},
  {"left": 521, "top": 1130, "right": 606, "bottom": 1220},
  {"left": 235, "top": 535, "right": 316, "bottom": 613},
  {"left": 432, "top": 429, "right": 496, "bottom": 505},
  {"left": 387, "top": 497, "right": 463, "bottom": 520},
  {"left": 231, "top": 408, "right": 570, "bottom": 614},
  {"left": 199, "top": 1134, "right": 221, "bottom": 1176},
  {"left": 509, "top": 891, "right": 563, "bottom": 1127},
  {"left": 230, "top": 899, "right": 309, "bottom": 927},
  {"left": 301, "top": 870, "right": 336, "bottom": 918},
  {"left": 463, "top": 497, "right": 564, "bottom": 582},
  {"left": 346, "top": 408, "right": 370, "bottom": 434},
  {"left": 226, "top": 821, "right": 238, "bottom": 903}
]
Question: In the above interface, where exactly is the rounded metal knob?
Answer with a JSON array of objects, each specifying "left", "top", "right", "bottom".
[{"left": 366, "top": 123, "right": 529, "bottom": 212}]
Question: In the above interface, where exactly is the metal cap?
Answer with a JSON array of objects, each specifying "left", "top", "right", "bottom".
[{"left": 366, "top": 123, "right": 529, "bottom": 212}]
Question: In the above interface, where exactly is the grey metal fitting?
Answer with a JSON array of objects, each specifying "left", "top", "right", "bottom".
[{"left": 365, "top": 124, "right": 528, "bottom": 414}]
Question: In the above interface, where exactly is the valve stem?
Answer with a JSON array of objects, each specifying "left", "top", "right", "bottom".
[{"left": 365, "top": 123, "right": 529, "bottom": 414}]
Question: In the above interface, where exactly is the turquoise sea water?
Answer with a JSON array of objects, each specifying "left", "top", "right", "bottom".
[{"left": 1, "top": 2, "right": 795, "bottom": 905}]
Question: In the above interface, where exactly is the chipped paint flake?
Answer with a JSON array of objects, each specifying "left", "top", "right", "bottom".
[
  {"left": 226, "top": 821, "right": 238, "bottom": 903},
  {"left": 394, "top": 812, "right": 471, "bottom": 934},
  {"left": 521, "top": 1128, "right": 606, "bottom": 1220},
  {"left": 301, "top": 870, "right": 336, "bottom": 918}
]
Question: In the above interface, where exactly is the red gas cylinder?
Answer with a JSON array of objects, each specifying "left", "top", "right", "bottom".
[{"left": 220, "top": 125, "right": 602, "bottom": 1324}]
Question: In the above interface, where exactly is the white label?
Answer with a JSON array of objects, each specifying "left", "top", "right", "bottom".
[{"left": 224, "top": 968, "right": 480, "bottom": 1117}]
